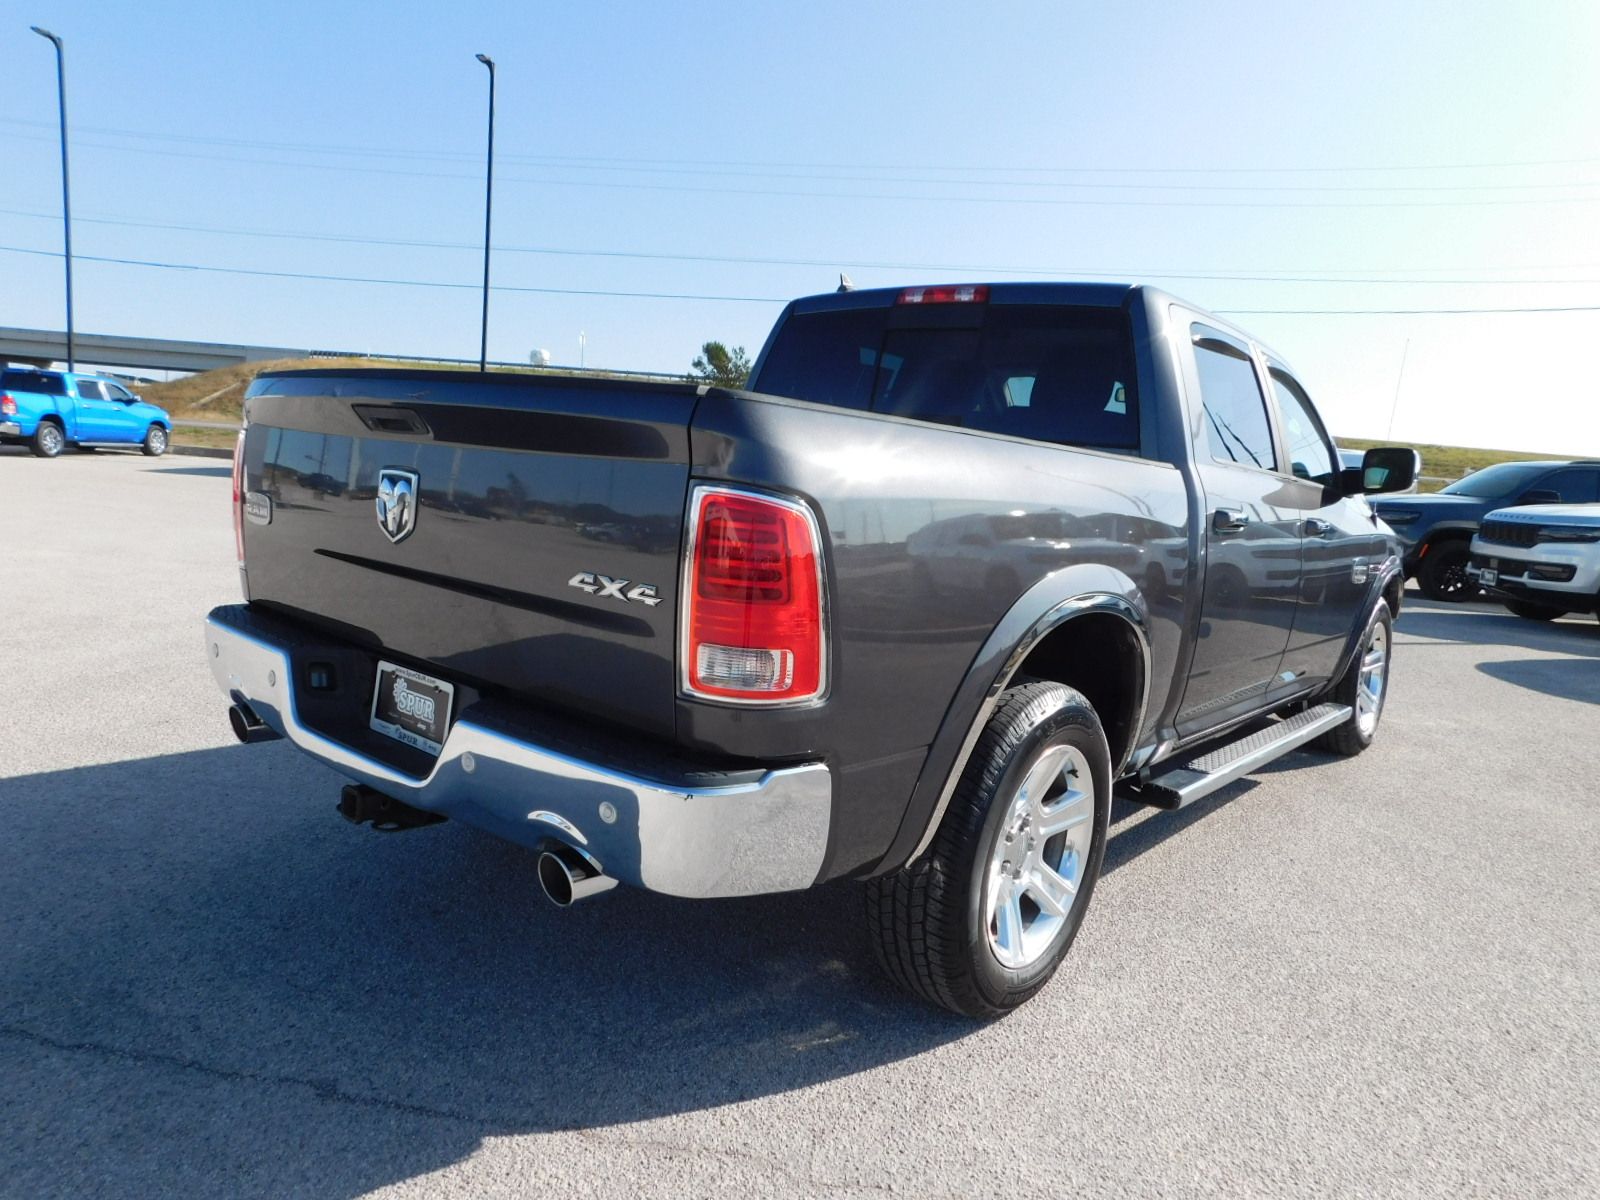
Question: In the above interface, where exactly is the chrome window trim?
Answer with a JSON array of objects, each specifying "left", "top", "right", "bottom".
[
  {"left": 908, "top": 592, "right": 1152, "bottom": 863},
  {"left": 677, "top": 481, "right": 832, "bottom": 708}
]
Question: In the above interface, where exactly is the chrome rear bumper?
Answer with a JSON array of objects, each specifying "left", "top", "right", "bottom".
[{"left": 204, "top": 607, "right": 832, "bottom": 898}]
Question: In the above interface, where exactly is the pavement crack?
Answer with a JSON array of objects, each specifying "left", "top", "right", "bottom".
[{"left": 0, "top": 1022, "right": 483, "bottom": 1128}]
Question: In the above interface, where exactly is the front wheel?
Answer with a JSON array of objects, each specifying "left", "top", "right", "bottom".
[
  {"left": 1315, "top": 601, "right": 1393, "bottom": 756},
  {"left": 866, "top": 681, "right": 1111, "bottom": 1018},
  {"left": 142, "top": 425, "right": 169, "bottom": 457},
  {"left": 1505, "top": 600, "right": 1568, "bottom": 621},
  {"left": 1417, "top": 541, "right": 1474, "bottom": 601}
]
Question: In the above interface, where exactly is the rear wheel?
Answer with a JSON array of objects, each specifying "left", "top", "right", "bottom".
[
  {"left": 1504, "top": 599, "right": 1568, "bottom": 621},
  {"left": 865, "top": 681, "right": 1110, "bottom": 1018},
  {"left": 142, "top": 425, "right": 169, "bottom": 457},
  {"left": 1417, "top": 541, "right": 1474, "bottom": 601},
  {"left": 1315, "top": 601, "right": 1392, "bottom": 756},
  {"left": 30, "top": 421, "right": 65, "bottom": 458}
]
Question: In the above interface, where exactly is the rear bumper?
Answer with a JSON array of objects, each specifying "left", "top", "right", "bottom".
[
  {"left": 0, "top": 421, "right": 22, "bottom": 438},
  {"left": 203, "top": 605, "right": 832, "bottom": 898}
]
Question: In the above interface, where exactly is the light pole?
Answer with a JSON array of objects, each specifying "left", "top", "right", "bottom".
[
  {"left": 32, "top": 26, "right": 74, "bottom": 371},
  {"left": 475, "top": 53, "right": 495, "bottom": 372}
]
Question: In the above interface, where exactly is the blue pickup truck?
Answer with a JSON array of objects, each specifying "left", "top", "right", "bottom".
[{"left": 0, "top": 367, "right": 172, "bottom": 458}]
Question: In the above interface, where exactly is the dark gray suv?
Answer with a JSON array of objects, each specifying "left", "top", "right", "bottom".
[{"left": 1372, "top": 461, "right": 1600, "bottom": 600}]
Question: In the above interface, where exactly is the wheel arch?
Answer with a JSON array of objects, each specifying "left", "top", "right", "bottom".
[{"left": 872, "top": 563, "right": 1152, "bottom": 875}]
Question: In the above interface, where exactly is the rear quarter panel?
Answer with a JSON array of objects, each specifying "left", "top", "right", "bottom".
[{"left": 685, "top": 390, "right": 1191, "bottom": 875}]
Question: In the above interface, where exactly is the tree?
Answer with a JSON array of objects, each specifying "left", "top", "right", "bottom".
[{"left": 689, "top": 341, "right": 752, "bottom": 389}]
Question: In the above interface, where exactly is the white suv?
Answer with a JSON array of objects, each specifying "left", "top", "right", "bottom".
[{"left": 1468, "top": 504, "right": 1600, "bottom": 621}]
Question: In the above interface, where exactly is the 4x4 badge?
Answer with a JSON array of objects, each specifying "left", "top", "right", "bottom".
[
  {"left": 568, "top": 571, "right": 663, "bottom": 607},
  {"left": 375, "top": 468, "right": 419, "bottom": 544}
]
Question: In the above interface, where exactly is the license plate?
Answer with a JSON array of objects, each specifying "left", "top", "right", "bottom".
[
  {"left": 370, "top": 661, "right": 454, "bottom": 755},
  {"left": 1480, "top": 568, "right": 1498, "bottom": 587}
]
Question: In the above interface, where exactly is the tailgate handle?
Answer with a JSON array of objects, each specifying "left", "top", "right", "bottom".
[{"left": 351, "top": 404, "right": 432, "bottom": 437}]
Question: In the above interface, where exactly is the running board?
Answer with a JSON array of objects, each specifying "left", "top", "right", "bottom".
[{"left": 1118, "top": 703, "right": 1353, "bottom": 810}]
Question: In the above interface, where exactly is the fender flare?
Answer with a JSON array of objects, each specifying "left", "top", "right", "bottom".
[
  {"left": 1326, "top": 554, "right": 1403, "bottom": 687},
  {"left": 876, "top": 563, "right": 1153, "bottom": 873}
]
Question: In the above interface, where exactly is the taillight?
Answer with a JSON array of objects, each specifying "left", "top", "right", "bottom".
[
  {"left": 0, "top": 393, "right": 15, "bottom": 415},
  {"left": 231, "top": 430, "right": 246, "bottom": 566},
  {"left": 682, "top": 485, "right": 826, "bottom": 704},
  {"left": 897, "top": 284, "right": 989, "bottom": 305}
]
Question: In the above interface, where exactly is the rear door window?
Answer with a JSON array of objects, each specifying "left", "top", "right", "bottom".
[
  {"left": 1, "top": 369, "right": 66, "bottom": 396},
  {"left": 1191, "top": 327, "right": 1277, "bottom": 471},
  {"left": 753, "top": 303, "right": 1140, "bottom": 451}
]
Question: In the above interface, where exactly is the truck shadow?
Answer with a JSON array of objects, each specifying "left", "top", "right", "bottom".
[
  {"left": 0, "top": 744, "right": 972, "bottom": 1198},
  {"left": 1476, "top": 658, "right": 1600, "bottom": 705}
]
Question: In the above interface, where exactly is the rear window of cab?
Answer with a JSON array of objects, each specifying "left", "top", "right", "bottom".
[
  {"left": 1, "top": 370, "right": 67, "bottom": 396},
  {"left": 752, "top": 304, "right": 1139, "bottom": 451}
]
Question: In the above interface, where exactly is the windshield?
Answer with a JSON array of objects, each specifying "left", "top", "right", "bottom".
[{"left": 1439, "top": 462, "right": 1549, "bottom": 499}]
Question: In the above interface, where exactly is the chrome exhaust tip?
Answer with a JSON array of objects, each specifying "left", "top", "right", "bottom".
[
  {"left": 227, "top": 701, "right": 280, "bottom": 744},
  {"left": 537, "top": 844, "right": 618, "bottom": 907}
]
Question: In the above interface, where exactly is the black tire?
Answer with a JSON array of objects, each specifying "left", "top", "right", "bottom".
[
  {"left": 1505, "top": 600, "right": 1568, "bottom": 621},
  {"left": 1315, "top": 601, "right": 1393, "bottom": 756},
  {"left": 142, "top": 424, "right": 169, "bottom": 457},
  {"left": 30, "top": 420, "right": 65, "bottom": 458},
  {"left": 865, "top": 682, "right": 1111, "bottom": 1018},
  {"left": 1416, "top": 540, "right": 1474, "bottom": 601}
]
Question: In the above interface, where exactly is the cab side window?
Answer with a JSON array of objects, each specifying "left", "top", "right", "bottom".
[
  {"left": 1266, "top": 366, "right": 1336, "bottom": 486},
  {"left": 105, "top": 383, "right": 135, "bottom": 402},
  {"left": 75, "top": 380, "right": 107, "bottom": 401},
  {"left": 1191, "top": 326, "right": 1276, "bottom": 471},
  {"left": 1541, "top": 469, "right": 1600, "bottom": 503}
]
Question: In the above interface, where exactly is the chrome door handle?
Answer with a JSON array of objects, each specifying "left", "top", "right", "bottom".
[
  {"left": 1304, "top": 517, "right": 1333, "bottom": 537},
  {"left": 1212, "top": 508, "right": 1251, "bottom": 534}
]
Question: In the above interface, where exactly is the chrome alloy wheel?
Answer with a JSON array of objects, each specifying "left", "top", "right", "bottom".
[
  {"left": 1356, "top": 619, "right": 1389, "bottom": 735},
  {"left": 984, "top": 743, "right": 1096, "bottom": 970},
  {"left": 40, "top": 424, "right": 63, "bottom": 455},
  {"left": 148, "top": 426, "right": 167, "bottom": 454}
]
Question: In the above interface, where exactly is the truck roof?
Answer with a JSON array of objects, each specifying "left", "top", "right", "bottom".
[{"left": 789, "top": 281, "right": 1142, "bottom": 314}]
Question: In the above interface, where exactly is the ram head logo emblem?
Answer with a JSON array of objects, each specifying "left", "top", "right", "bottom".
[{"left": 375, "top": 468, "right": 419, "bottom": 544}]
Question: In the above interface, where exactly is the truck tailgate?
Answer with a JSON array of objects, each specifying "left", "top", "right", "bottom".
[{"left": 239, "top": 369, "right": 698, "bottom": 737}]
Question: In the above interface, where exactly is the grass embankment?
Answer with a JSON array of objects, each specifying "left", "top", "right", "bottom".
[{"left": 1337, "top": 437, "right": 1567, "bottom": 492}]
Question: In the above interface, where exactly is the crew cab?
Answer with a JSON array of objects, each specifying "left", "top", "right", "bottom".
[
  {"left": 1372, "top": 460, "right": 1600, "bottom": 601},
  {"left": 205, "top": 283, "right": 1415, "bottom": 1016},
  {"left": 0, "top": 367, "right": 171, "bottom": 457},
  {"left": 1468, "top": 503, "right": 1600, "bottom": 621}
]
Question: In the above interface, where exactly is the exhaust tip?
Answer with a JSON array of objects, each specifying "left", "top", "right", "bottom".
[
  {"left": 537, "top": 852, "right": 576, "bottom": 907},
  {"left": 228, "top": 701, "right": 278, "bottom": 744},
  {"left": 537, "top": 845, "right": 618, "bottom": 907}
]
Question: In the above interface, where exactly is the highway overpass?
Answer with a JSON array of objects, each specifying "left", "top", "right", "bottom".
[{"left": 1, "top": 327, "right": 309, "bottom": 373}]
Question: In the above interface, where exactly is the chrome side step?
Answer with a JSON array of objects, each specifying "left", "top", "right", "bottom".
[{"left": 1118, "top": 703, "right": 1353, "bottom": 810}]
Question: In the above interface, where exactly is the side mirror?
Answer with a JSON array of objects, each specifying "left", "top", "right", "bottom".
[
  {"left": 1339, "top": 446, "right": 1417, "bottom": 496},
  {"left": 1516, "top": 489, "right": 1560, "bottom": 506}
]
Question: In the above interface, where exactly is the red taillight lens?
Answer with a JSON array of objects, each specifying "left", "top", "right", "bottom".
[
  {"left": 0, "top": 393, "right": 15, "bottom": 415},
  {"left": 683, "top": 486, "right": 826, "bottom": 703},
  {"left": 897, "top": 284, "right": 989, "bottom": 305},
  {"left": 231, "top": 430, "right": 246, "bottom": 566}
]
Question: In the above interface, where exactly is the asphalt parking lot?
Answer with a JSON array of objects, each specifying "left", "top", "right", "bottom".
[{"left": 3, "top": 449, "right": 1598, "bottom": 1199}]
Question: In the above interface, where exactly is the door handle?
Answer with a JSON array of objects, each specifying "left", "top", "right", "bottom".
[
  {"left": 1212, "top": 508, "right": 1251, "bottom": 534},
  {"left": 1304, "top": 517, "right": 1333, "bottom": 537}
]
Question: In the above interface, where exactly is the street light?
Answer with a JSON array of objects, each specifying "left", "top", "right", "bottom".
[
  {"left": 475, "top": 53, "right": 495, "bottom": 372},
  {"left": 32, "top": 26, "right": 74, "bottom": 371}
]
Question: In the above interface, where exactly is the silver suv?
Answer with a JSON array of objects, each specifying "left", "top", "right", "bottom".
[{"left": 1468, "top": 504, "right": 1600, "bottom": 621}]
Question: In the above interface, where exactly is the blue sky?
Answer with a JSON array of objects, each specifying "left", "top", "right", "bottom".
[{"left": 5, "top": 0, "right": 1598, "bottom": 453}]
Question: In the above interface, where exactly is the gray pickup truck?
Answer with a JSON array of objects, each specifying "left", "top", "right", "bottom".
[{"left": 206, "top": 282, "right": 1416, "bottom": 1017}]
